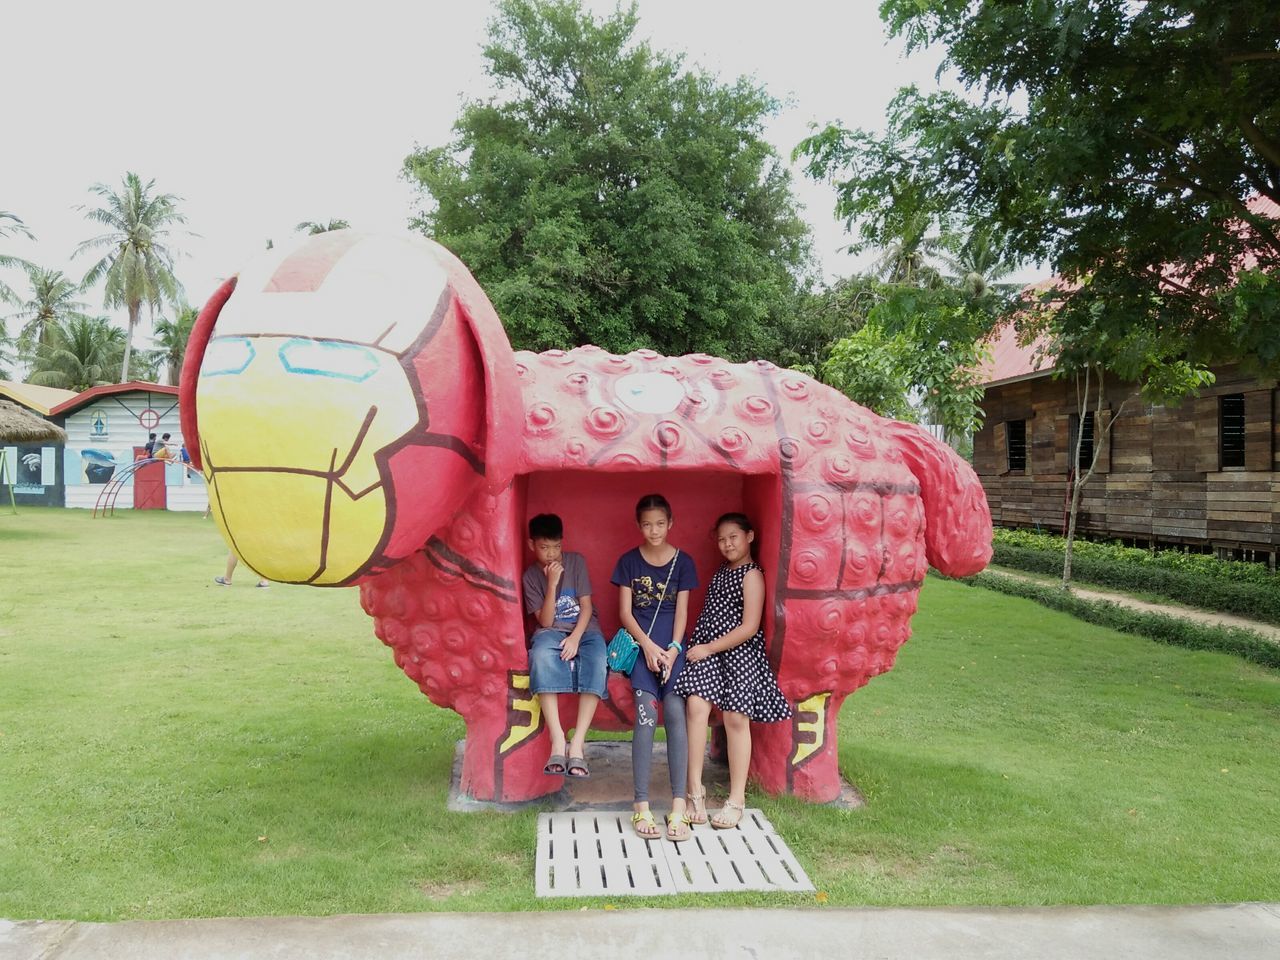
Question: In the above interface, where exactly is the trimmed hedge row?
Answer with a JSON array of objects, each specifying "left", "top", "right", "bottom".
[
  {"left": 994, "top": 528, "right": 1276, "bottom": 585},
  {"left": 992, "top": 543, "right": 1280, "bottom": 627},
  {"left": 955, "top": 571, "right": 1280, "bottom": 671}
]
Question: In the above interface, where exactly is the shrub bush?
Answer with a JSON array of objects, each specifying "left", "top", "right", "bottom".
[
  {"left": 953, "top": 571, "right": 1280, "bottom": 671},
  {"left": 994, "top": 529, "right": 1276, "bottom": 585},
  {"left": 992, "top": 531, "right": 1280, "bottom": 626}
]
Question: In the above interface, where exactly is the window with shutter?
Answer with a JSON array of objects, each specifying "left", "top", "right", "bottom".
[
  {"left": 1220, "top": 394, "right": 1245, "bottom": 468},
  {"left": 1006, "top": 419, "right": 1026, "bottom": 472},
  {"left": 1068, "top": 412, "right": 1095, "bottom": 470}
]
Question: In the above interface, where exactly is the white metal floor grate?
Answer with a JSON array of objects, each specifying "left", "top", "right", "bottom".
[{"left": 535, "top": 809, "right": 813, "bottom": 897}]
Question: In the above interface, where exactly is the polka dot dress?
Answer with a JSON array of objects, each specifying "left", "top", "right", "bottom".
[{"left": 674, "top": 562, "right": 792, "bottom": 722}]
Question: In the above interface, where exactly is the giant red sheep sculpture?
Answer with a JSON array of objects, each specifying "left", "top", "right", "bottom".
[{"left": 181, "top": 231, "right": 992, "bottom": 803}]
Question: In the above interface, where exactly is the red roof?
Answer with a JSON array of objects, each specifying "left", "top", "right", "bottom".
[
  {"left": 979, "top": 194, "right": 1278, "bottom": 387},
  {"left": 48, "top": 381, "right": 179, "bottom": 417},
  {"left": 978, "top": 321, "right": 1054, "bottom": 387}
]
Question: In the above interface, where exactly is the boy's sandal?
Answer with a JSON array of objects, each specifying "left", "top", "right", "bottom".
[
  {"left": 566, "top": 755, "right": 590, "bottom": 779},
  {"left": 631, "top": 810, "right": 661, "bottom": 840},
  {"left": 711, "top": 800, "right": 745, "bottom": 830},
  {"left": 542, "top": 754, "right": 567, "bottom": 777},
  {"left": 665, "top": 812, "right": 691, "bottom": 842},
  {"left": 686, "top": 786, "right": 708, "bottom": 825}
]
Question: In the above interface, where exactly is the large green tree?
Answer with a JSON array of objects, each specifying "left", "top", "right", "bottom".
[
  {"left": 822, "top": 277, "right": 1000, "bottom": 450},
  {"left": 798, "top": 1, "right": 1280, "bottom": 382},
  {"left": 76, "top": 173, "right": 187, "bottom": 383},
  {"left": 27, "top": 316, "right": 128, "bottom": 393},
  {"left": 150, "top": 303, "right": 198, "bottom": 385},
  {"left": 774, "top": 276, "right": 876, "bottom": 377},
  {"left": 4, "top": 265, "right": 88, "bottom": 358},
  {"left": 405, "top": 0, "right": 810, "bottom": 359}
]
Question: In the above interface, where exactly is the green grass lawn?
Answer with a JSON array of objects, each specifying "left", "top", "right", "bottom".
[{"left": 2, "top": 507, "right": 1278, "bottom": 919}]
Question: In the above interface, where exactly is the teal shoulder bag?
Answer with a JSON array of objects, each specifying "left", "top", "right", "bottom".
[{"left": 607, "top": 550, "right": 680, "bottom": 674}]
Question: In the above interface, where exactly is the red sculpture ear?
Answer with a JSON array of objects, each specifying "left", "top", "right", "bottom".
[
  {"left": 437, "top": 254, "right": 521, "bottom": 492},
  {"left": 179, "top": 275, "right": 238, "bottom": 471}
]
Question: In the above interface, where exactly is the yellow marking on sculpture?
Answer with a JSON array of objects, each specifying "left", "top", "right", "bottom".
[
  {"left": 500, "top": 671, "right": 542, "bottom": 755},
  {"left": 790, "top": 692, "right": 830, "bottom": 768}
]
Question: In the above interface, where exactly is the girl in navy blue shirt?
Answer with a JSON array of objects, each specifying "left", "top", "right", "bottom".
[{"left": 611, "top": 493, "right": 698, "bottom": 841}]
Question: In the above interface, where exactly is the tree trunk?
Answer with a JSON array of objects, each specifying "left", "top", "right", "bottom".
[
  {"left": 1061, "top": 367, "right": 1092, "bottom": 588},
  {"left": 1063, "top": 474, "right": 1081, "bottom": 587},
  {"left": 1062, "top": 365, "right": 1135, "bottom": 589},
  {"left": 120, "top": 301, "right": 139, "bottom": 383}
]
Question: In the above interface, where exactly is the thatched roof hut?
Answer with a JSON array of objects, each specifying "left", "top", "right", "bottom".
[{"left": 0, "top": 399, "right": 67, "bottom": 444}]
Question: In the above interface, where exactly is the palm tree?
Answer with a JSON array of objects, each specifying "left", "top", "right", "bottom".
[
  {"left": 295, "top": 219, "right": 351, "bottom": 235},
  {"left": 151, "top": 302, "right": 198, "bottom": 385},
  {"left": 75, "top": 173, "right": 188, "bottom": 383},
  {"left": 871, "top": 211, "right": 948, "bottom": 288},
  {"left": 0, "top": 211, "right": 32, "bottom": 242},
  {"left": 27, "top": 316, "right": 126, "bottom": 392},
  {"left": 0, "top": 210, "right": 35, "bottom": 303},
  {"left": 0, "top": 320, "right": 15, "bottom": 380},
  {"left": 938, "top": 227, "right": 1020, "bottom": 298},
  {"left": 4, "top": 265, "right": 88, "bottom": 358}
]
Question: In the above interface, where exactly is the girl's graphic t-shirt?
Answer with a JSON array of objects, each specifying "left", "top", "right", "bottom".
[{"left": 610, "top": 548, "right": 699, "bottom": 646}]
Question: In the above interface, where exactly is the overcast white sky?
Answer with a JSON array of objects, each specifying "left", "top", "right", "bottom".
[{"left": 2, "top": 0, "right": 1038, "bottom": 353}]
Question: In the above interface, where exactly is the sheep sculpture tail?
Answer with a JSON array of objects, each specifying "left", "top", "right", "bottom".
[{"left": 881, "top": 420, "right": 993, "bottom": 578}]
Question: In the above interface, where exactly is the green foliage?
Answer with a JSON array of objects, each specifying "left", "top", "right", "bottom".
[
  {"left": 3, "top": 264, "right": 88, "bottom": 357},
  {"left": 822, "top": 319, "right": 916, "bottom": 422},
  {"left": 150, "top": 303, "right": 198, "bottom": 385},
  {"left": 996, "top": 544, "right": 1280, "bottom": 626},
  {"left": 773, "top": 276, "right": 873, "bottom": 376},
  {"left": 995, "top": 528, "right": 1278, "bottom": 586},
  {"left": 820, "top": 278, "right": 995, "bottom": 441},
  {"left": 798, "top": 1, "right": 1280, "bottom": 384},
  {"left": 957, "top": 570, "right": 1280, "bottom": 671},
  {"left": 0, "top": 210, "right": 33, "bottom": 246},
  {"left": 404, "top": 0, "right": 810, "bottom": 360},
  {"left": 76, "top": 172, "right": 188, "bottom": 382},
  {"left": 992, "top": 528, "right": 1280, "bottom": 624},
  {"left": 295, "top": 219, "right": 350, "bottom": 235},
  {"left": 0, "top": 210, "right": 35, "bottom": 305},
  {"left": 26, "top": 315, "right": 128, "bottom": 392},
  {"left": 0, "top": 322, "right": 14, "bottom": 381}
]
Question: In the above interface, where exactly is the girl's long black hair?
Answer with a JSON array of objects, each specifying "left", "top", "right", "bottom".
[{"left": 634, "top": 493, "right": 672, "bottom": 521}]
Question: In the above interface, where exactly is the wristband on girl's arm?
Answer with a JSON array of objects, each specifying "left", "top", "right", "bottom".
[{"left": 667, "top": 640, "right": 683, "bottom": 651}]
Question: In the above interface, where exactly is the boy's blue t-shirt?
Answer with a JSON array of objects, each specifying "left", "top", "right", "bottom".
[
  {"left": 523, "top": 551, "right": 601, "bottom": 634},
  {"left": 610, "top": 547, "right": 699, "bottom": 646}
]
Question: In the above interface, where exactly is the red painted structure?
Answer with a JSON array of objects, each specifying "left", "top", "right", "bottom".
[
  {"left": 181, "top": 232, "right": 993, "bottom": 803},
  {"left": 131, "top": 448, "right": 166, "bottom": 510}
]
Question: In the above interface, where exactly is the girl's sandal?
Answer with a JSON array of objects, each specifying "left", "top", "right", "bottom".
[
  {"left": 665, "top": 812, "right": 691, "bottom": 842},
  {"left": 631, "top": 810, "right": 662, "bottom": 840},
  {"left": 686, "top": 786, "right": 709, "bottom": 826},
  {"left": 711, "top": 800, "right": 745, "bottom": 830}
]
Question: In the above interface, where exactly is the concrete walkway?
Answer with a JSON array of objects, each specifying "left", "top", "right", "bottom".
[
  {"left": 987, "top": 566, "right": 1280, "bottom": 642},
  {"left": 5, "top": 904, "right": 1279, "bottom": 960}
]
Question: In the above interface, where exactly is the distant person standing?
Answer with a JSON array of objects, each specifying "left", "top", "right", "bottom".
[{"left": 215, "top": 551, "right": 269, "bottom": 588}]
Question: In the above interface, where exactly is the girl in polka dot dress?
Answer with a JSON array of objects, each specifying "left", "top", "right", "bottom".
[{"left": 676, "top": 512, "right": 791, "bottom": 829}]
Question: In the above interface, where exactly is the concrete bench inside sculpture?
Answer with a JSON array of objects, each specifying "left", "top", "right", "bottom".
[{"left": 180, "top": 231, "right": 993, "bottom": 804}]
